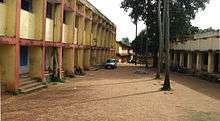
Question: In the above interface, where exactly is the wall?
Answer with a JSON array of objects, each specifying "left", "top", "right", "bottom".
[
  {"left": 62, "top": 24, "right": 68, "bottom": 43},
  {"left": 29, "top": 46, "right": 42, "bottom": 78},
  {"left": 171, "top": 37, "right": 220, "bottom": 51},
  {"left": 20, "top": 10, "right": 35, "bottom": 39},
  {"left": 74, "top": 28, "right": 78, "bottom": 44},
  {"left": 0, "top": 3, "right": 6, "bottom": 36},
  {"left": 46, "top": 18, "right": 54, "bottom": 41}
]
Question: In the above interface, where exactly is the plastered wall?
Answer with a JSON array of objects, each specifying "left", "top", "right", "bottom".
[
  {"left": 62, "top": 24, "right": 68, "bottom": 43},
  {"left": 20, "top": 10, "right": 35, "bottom": 39},
  {"left": 171, "top": 37, "right": 220, "bottom": 51},
  {"left": 0, "top": 3, "right": 6, "bottom": 36},
  {"left": 46, "top": 19, "right": 54, "bottom": 41}
]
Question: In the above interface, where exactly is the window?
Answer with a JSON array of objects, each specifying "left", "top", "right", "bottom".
[
  {"left": 46, "top": 2, "right": 53, "bottom": 19},
  {"left": 21, "top": 0, "right": 32, "bottom": 12},
  {"left": 203, "top": 53, "right": 208, "bottom": 65}
]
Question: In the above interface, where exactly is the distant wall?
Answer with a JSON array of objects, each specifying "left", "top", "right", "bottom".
[{"left": 0, "top": 3, "right": 7, "bottom": 36}]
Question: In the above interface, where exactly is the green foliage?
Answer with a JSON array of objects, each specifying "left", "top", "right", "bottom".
[
  {"left": 121, "top": 37, "right": 131, "bottom": 46},
  {"left": 121, "top": 0, "right": 209, "bottom": 54},
  {"left": 49, "top": 76, "right": 64, "bottom": 83}
]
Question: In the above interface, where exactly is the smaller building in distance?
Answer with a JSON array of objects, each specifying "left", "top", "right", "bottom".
[
  {"left": 170, "top": 30, "right": 220, "bottom": 75},
  {"left": 116, "top": 41, "right": 133, "bottom": 63}
]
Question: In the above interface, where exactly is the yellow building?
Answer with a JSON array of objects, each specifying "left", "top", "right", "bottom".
[
  {"left": 116, "top": 41, "right": 132, "bottom": 63},
  {"left": 0, "top": 0, "right": 116, "bottom": 92},
  {"left": 170, "top": 30, "right": 220, "bottom": 74}
]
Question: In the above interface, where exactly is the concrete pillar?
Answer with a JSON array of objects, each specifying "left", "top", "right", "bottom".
[
  {"left": 179, "top": 53, "right": 184, "bottom": 66},
  {"left": 208, "top": 51, "right": 214, "bottom": 73},
  {"left": 187, "top": 52, "right": 192, "bottom": 69},
  {"left": 97, "top": 50, "right": 101, "bottom": 64},
  {"left": 97, "top": 25, "right": 102, "bottom": 47},
  {"left": 0, "top": 45, "right": 17, "bottom": 92},
  {"left": 196, "top": 52, "right": 202, "bottom": 71},
  {"left": 54, "top": 3, "right": 63, "bottom": 42},
  {"left": 63, "top": 48, "right": 74, "bottom": 75},
  {"left": 29, "top": 47, "right": 43, "bottom": 79},
  {"left": 76, "top": 7, "right": 85, "bottom": 69},
  {"left": 83, "top": 49, "right": 91, "bottom": 70},
  {"left": 173, "top": 53, "right": 177, "bottom": 65},
  {"left": 77, "top": 48, "right": 84, "bottom": 70}
]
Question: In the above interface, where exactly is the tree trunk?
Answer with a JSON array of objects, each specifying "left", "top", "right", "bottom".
[
  {"left": 162, "top": 0, "right": 171, "bottom": 91},
  {"left": 156, "top": 0, "right": 163, "bottom": 79},
  {"left": 52, "top": 48, "right": 61, "bottom": 81}
]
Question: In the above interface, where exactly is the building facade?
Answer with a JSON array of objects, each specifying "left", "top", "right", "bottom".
[
  {"left": 0, "top": 0, "right": 117, "bottom": 92},
  {"left": 116, "top": 41, "right": 133, "bottom": 63},
  {"left": 170, "top": 30, "right": 220, "bottom": 74}
]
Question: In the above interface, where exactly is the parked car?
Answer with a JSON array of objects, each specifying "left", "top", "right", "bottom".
[{"left": 105, "top": 59, "right": 117, "bottom": 69}]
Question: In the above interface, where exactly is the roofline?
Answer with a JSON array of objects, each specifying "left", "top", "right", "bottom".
[{"left": 79, "top": 0, "right": 116, "bottom": 28}]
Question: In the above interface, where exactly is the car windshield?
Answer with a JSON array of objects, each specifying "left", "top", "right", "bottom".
[{"left": 106, "top": 59, "right": 115, "bottom": 63}]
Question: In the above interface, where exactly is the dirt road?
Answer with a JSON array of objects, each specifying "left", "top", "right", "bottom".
[{"left": 1, "top": 64, "right": 220, "bottom": 121}]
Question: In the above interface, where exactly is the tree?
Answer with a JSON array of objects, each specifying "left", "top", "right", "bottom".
[
  {"left": 156, "top": 0, "right": 163, "bottom": 79},
  {"left": 121, "top": 0, "right": 210, "bottom": 47},
  {"left": 121, "top": 37, "right": 131, "bottom": 46},
  {"left": 162, "top": 0, "right": 171, "bottom": 91},
  {"left": 121, "top": 0, "right": 209, "bottom": 90}
]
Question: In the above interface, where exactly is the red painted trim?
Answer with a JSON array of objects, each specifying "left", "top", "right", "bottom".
[
  {"left": 20, "top": 38, "right": 44, "bottom": 46},
  {"left": 0, "top": 36, "right": 17, "bottom": 44},
  {"left": 76, "top": 10, "right": 85, "bottom": 17},
  {"left": 41, "top": 46, "right": 45, "bottom": 80},
  {"left": 45, "top": 41, "right": 63, "bottom": 47},
  {"left": 64, "top": 3, "right": 75, "bottom": 12},
  {"left": 15, "top": 0, "right": 21, "bottom": 89},
  {"left": 49, "top": 47, "right": 53, "bottom": 67},
  {"left": 63, "top": 43, "right": 74, "bottom": 48},
  {"left": 58, "top": 47, "right": 62, "bottom": 78},
  {"left": 41, "top": 0, "right": 47, "bottom": 81}
]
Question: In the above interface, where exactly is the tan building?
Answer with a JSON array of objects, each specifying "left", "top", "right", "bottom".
[
  {"left": 116, "top": 41, "right": 133, "bottom": 63},
  {"left": 170, "top": 30, "right": 220, "bottom": 74},
  {"left": 0, "top": 0, "right": 117, "bottom": 92}
]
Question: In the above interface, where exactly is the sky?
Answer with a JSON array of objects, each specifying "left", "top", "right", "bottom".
[{"left": 88, "top": 0, "right": 220, "bottom": 42}]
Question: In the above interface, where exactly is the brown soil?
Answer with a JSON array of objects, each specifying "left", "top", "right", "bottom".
[{"left": 1, "top": 64, "right": 220, "bottom": 121}]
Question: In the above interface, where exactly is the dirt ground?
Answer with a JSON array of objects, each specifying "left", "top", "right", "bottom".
[{"left": 1, "top": 64, "right": 220, "bottom": 121}]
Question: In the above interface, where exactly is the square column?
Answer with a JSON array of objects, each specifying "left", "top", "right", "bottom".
[
  {"left": 63, "top": 48, "right": 75, "bottom": 76},
  {"left": 208, "top": 51, "right": 214, "bottom": 73},
  {"left": 173, "top": 53, "right": 177, "bottom": 65},
  {"left": 187, "top": 52, "right": 192, "bottom": 69},
  {"left": 83, "top": 49, "right": 91, "bottom": 70},
  {"left": 179, "top": 53, "right": 184, "bottom": 66},
  {"left": 196, "top": 52, "right": 202, "bottom": 71}
]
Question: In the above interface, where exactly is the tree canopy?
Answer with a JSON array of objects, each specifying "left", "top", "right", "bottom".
[
  {"left": 121, "top": 0, "right": 209, "bottom": 56},
  {"left": 121, "top": 37, "right": 131, "bottom": 46}
]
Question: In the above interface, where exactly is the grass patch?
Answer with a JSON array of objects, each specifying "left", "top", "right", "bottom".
[{"left": 48, "top": 77, "right": 64, "bottom": 83}]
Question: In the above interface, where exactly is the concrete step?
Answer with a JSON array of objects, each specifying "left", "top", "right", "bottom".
[
  {"left": 20, "top": 73, "right": 30, "bottom": 78},
  {"left": 20, "top": 81, "right": 42, "bottom": 90},
  {"left": 20, "top": 80, "right": 39, "bottom": 87},
  {"left": 19, "top": 81, "right": 47, "bottom": 94},
  {"left": 19, "top": 84, "right": 47, "bottom": 94}
]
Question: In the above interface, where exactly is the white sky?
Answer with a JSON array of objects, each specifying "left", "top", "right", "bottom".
[{"left": 88, "top": 0, "right": 220, "bottom": 42}]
